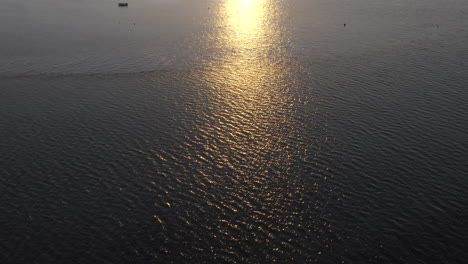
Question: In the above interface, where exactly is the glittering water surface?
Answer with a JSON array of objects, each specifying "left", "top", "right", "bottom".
[{"left": 1, "top": 0, "right": 468, "bottom": 263}]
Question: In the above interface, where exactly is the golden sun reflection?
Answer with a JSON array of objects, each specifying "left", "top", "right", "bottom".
[
  {"left": 196, "top": 0, "right": 298, "bottom": 180},
  {"left": 207, "top": 0, "right": 288, "bottom": 93},
  {"left": 186, "top": 0, "right": 304, "bottom": 233},
  {"left": 224, "top": 0, "right": 268, "bottom": 51},
  {"left": 169, "top": 0, "right": 308, "bottom": 252}
]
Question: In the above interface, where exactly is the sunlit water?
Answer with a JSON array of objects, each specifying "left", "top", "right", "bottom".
[{"left": 1, "top": 0, "right": 468, "bottom": 263}]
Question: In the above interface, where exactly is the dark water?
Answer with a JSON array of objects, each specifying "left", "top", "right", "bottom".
[{"left": 1, "top": 0, "right": 468, "bottom": 263}]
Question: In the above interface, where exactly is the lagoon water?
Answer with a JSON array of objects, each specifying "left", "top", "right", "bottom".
[{"left": 1, "top": 0, "right": 468, "bottom": 263}]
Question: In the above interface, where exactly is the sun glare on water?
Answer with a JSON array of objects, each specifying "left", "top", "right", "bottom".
[{"left": 195, "top": 0, "right": 298, "bottom": 177}]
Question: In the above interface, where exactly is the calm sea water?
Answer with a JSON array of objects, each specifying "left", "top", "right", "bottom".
[{"left": 1, "top": 0, "right": 467, "bottom": 263}]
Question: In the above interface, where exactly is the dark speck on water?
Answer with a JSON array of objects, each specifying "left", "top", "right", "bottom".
[{"left": 1, "top": 0, "right": 467, "bottom": 263}]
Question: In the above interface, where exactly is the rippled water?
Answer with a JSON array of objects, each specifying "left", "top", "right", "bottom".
[{"left": 1, "top": 0, "right": 468, "bottom": 263}]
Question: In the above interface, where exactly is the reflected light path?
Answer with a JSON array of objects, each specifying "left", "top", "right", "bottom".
[
  {"left": 165, "top": 0, "right": 318, "bottom": 262},
  {"left": 199, "top": 0, "right": 300, "bottom": 177},
  {"left": 181, "top": 0, "right": 313, "bottom": 259}
]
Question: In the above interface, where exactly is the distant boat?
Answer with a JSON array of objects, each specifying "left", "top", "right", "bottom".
[{"left": 118, "top": 3, "right": 128, "bottom": 7}]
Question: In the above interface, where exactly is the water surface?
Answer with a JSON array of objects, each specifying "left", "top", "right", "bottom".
[{"left": 1, "top": 0, "right": 468, "bottom": 263}]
